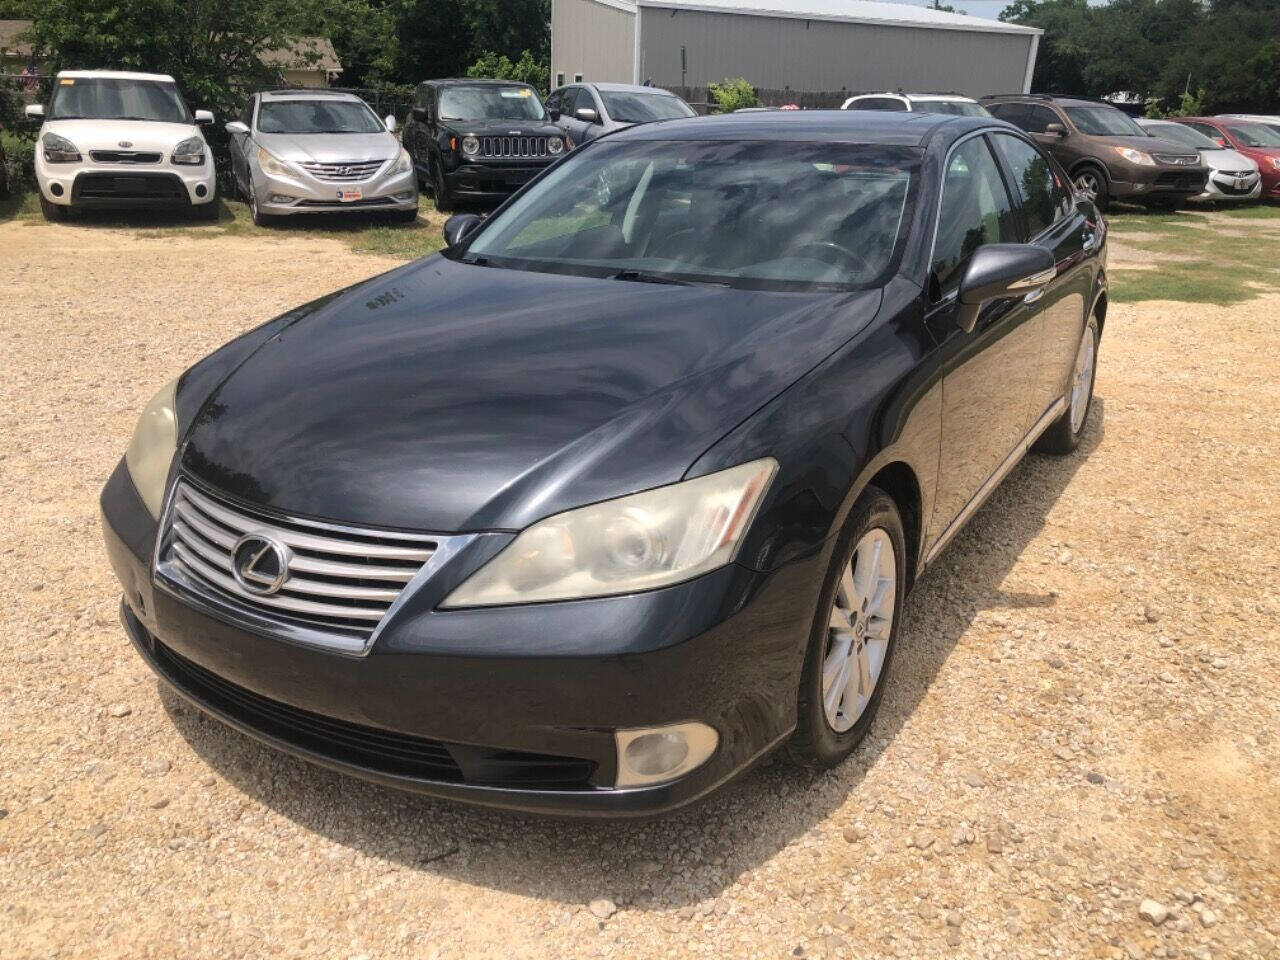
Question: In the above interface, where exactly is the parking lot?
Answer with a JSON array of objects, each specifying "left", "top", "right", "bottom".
[{"left": 1, "top": 205, "right": 1278, "bottom": 959}]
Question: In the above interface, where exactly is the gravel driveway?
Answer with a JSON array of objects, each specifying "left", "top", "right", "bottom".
[{"left": 1, "top": 217, "right": 1277, "bottom": 960}]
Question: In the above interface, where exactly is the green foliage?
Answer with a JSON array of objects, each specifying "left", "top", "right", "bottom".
[
  {"left": 1001, "top": 0, "right": 1280, "bottom": 113},
  {"left": 389, "top": 0, "right": 550, "bottom": 89},
  {"left": 466, "top": 50, "right": 550, "bottom": 94},
  {"left": 1144, "top": 88, "right": 1206, "bottom": 119},
  {"left": 708, "top": 78, "right": 759, "bottom": 114},
  {"left": 2, "top": 128, "right": 35, "bottom": 183}
]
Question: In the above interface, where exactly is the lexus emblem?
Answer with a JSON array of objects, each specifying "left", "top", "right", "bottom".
[
  {"left": 231, "top": 534, "right": 290, "bottom": 596},
  {"left": 118, "top": 140, "right": 133, "bottom": 148}
]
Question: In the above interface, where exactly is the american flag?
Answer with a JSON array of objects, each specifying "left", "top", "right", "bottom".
[{"left": 20, "top": 60, "right": 40, "bottom": 93}]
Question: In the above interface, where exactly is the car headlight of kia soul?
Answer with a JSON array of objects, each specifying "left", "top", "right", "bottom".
[
  {"left": 442, "top": 458, "right": 777, "bottom": 607},
  {"left": 125, "top": 379, "right": 179, "bottom": 518},
  {"left": 171, "top": 136, "right": 206, "bottom": 166}
]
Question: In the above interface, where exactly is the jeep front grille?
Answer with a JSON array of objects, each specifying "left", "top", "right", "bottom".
[{"left": 478, "top": 136, "right": 550, "bottom": 159}]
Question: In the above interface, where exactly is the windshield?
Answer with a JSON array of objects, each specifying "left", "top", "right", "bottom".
[
  {"left": 459, "top": 140, "right": 919, "bottom": 292},
  {"left": 599, "top": 92, "right": 696, "bottom": 124},
  {"left": 917, "top": 100, "right": 990, "bottom": 118},
  {"left": 258, "top": 99, "right": 384, "bottom": 134},
  {"left": 49, "top": 77, "right": 191, "bottom": 123},
  {"left": 439, "top": 85, "right": 546, "bottom": 122},
  {"left": 1225, "top": 123, "right": 1280, "bottom": 147},
  {"left": 1146, "top": 122, "right": 1216, "bottom": 149},
  {"left": 1064, "top": 105, "right": 1146, "bottom": 137}
]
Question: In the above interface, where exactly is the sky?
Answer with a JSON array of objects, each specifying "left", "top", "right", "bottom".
[{"left": 897, "top": 0, "right": 1107, "bottom": 22}]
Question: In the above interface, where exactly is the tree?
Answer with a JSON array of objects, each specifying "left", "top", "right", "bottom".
[
  {"left": 707, "top": 78, "right": 759, "bottom": 113},
  {"left": 466, "top": 50, "right": 549, "bottom": 93},
  {"left": 389, "top": 0, "right": 549, "bottom": 87}
]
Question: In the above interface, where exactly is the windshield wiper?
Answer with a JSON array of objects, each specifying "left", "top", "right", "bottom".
[{"left": 611, "top": 269, "right": 698, "bottom": 287}]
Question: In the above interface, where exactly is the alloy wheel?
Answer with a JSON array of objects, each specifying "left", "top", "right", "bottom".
[
  {"left": 822, "top": 528, "right": 895, "bottom": 733},
  {"left": 1070, "top": 323, "right": 1098, "bottom": 434},
  {"left": 1074, "top": 171, "right": 1100, "bottom": 202}
]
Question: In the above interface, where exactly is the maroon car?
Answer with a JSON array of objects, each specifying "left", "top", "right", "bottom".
[{"left": 1176, "top": 117, "right": 1280, "bottom": 201}]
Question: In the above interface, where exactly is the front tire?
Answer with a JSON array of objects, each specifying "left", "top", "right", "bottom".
[
  {"left": 193, "top": 198, "right": 219, "bottom": 222},
  {"left": 248, "top": 180, "right": 274, "bottom": 227},
  {"left": 39, "top": 192, "right": 69, "bottom": 222},
  {"left": 1035, "top": 314, "right": 1100, "bottom": 455},
  {"left": 432, "top": 163, "right": 455, "bottom": 214},
  {"left": 1073, "top": 165, "right": 1110, "bottom": 212},
  {"left": 788, "top": 487, "right": 905, "bottom": 769},
  {"left": 391, "top": 207, "right": 419, "bottom": 224}
]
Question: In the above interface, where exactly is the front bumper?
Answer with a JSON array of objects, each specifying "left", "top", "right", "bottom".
[
  {"left": 36, "top": 155, "right": 216, "bottom": 208},
  {"left": 101, "top": 461, "right": 822, "bottom": 816},
  {"left": 1108, "top": 164, "right": 1209, "bottom": 200},
  {"left": 444, "top": 161, "right": 553, "bottom": 200},
  {"left": 1193, "top": 170, "right": 1263, "bottom": 202},
  {"left": 254, "top": 163, "right": 417, "bottom": 216}
]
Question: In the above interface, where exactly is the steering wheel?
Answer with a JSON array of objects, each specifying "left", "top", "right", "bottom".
[{"left": 792, "top": 241, "right": 872, "bottom": 278}]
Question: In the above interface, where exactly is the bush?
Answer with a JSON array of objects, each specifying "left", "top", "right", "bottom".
[
  {"left": 2, "top": 130, "right": 36, "bottom": 185},
  {"left": 708, "top": 78, "right": 759, "bottom": 114},
  {"left": 466, "top": 50, "right": 550, "bottom": 95},
  {"left": 1144, "top": 88, "right": 1207, "bottom": 119}
]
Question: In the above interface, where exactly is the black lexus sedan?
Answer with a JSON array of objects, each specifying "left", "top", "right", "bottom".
[
  {"left": 102, "top": 111, "right": 1107, "bottom": 817},
  {"left": 402, "top": 78, "right": 570, "bottom": 212}
]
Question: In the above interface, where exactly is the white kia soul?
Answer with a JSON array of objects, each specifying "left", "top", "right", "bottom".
[{"left": 27, "top": 70, "right": 218, "bottom": 221}]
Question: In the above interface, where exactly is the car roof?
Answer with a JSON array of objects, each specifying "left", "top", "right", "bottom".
[
  {"left": 57, "top": 70, "right": 175, "bottom": 82},
  {"left": 584, "top": 82, "right": 679, "bottom": 95},
  {"left": 608, "top": 109, "right": 982, "bottom": 146},
  {"left": 259, "top": 89, "right": 364, "bottom": 103},
  {"left": 983, "top": 94, "right": 1100, "bottom": 108},
  {"left": 427, "top": 78, "right": 535, "bottom": 87},
  {"left": 850, "top": 92, "right": 979, "bottom": 104}
]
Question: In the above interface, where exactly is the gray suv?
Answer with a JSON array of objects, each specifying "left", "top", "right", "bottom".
[{"left": 983, "top": 94, "right": 1208, "bottom": 211}]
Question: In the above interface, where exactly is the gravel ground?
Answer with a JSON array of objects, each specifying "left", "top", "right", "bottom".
[{"left": 1, "top": 216, "right": 1277, "bottom": 960}]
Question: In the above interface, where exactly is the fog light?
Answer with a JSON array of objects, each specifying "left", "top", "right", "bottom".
[
  {"left": 194, "top": 184, "right": 208, "bottom": 198},
  {"left": 394, "top": 191, "right": 413, "bottom": 201},
  {"left": 269, "top": 194, "right": 295, "bottom": 204},
  {"left": 614, "top": 722, "right": 718, "bottom": 788},
  {"left": 50, "top": 182, "right": 64, "bottom": 197}
]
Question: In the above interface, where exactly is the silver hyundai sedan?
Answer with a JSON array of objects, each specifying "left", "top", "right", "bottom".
[{"left": 225, "top": 90, "right": 418, "bottom": 225}]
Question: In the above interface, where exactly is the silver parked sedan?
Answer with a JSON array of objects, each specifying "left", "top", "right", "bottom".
[
  {"left": 226, "top": 89, "right": 417, "bottom": 225},
  {"left": 547, "top": 83, "right": 696, "bottom": 147},
  {"left": 1136, "top": 118, "right": 1261, "bottom": 203}
]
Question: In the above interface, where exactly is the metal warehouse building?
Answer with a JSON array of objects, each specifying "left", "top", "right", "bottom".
[{"left": 551, "top": 0, "right": 1042, "bottom": 100}]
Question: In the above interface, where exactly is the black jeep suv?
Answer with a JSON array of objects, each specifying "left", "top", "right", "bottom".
[{"left": 403, "top": 78, "right": 569, "bottom": 212}]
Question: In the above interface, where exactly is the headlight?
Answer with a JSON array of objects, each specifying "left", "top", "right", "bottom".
[
  {"left": 124, "top": 379, "right": 179, "bottom": 519},
  {"left": 442, "top": 458, "right": 777, "bottom": 607},
  {"left": 547, "top": 136, "right": 565, "bottom": 155},
  {"left": 1271, "top": 157, "right": 1280, "bottom": 171},
  {"left": 461, "top": 135, "right": 480, "bottom": 157},
  {"left": 171, "top": 136, "right": 206, "bottom": 166},
  {"left": 42, "top": 132, "right": 81, "bottom": 163},
  {"left": 257, "top": 146, "right": 293, "bottom": 178},
  {"left": 391, "top": 148, "right": 412, "bottom": 175},
  {"left": 1113, "top": 147, "right": 1155, "bottom": 166}
]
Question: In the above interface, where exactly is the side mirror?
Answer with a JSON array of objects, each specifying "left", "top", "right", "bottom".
[
  {"left": 955, "top": 243, "right": 1057, "bottom": 334},
  {"left": 575, "top": 106, "right": 599, "bottom": 124},
  {"left": 549, "top": 108, "right": 561, "bottom": 122},
  {"left": 442, "top": 213, "right": 483, "bottom": 248},
  {"left": 384, "top": 114, "right": 397, "bottom": 134},
  {"left": 1045, "top": 122, "right": 1067, "bottom": 137},
  {"left": 194, "top": 110, "right": 214, "bottom": 125},
  {"left": 25, "top": 104, "right": 44, "bottom": 120},
  {"left": 412, "top": 106, "right": 428, "bottom": 121},
  {"left": 224, "top": 120, "right": 249, "bottom": 136}
]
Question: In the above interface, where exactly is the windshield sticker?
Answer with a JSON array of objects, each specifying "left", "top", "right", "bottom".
[
  {"left": 501, "top": 89, "right": 533, "bottom": 98},
  {"left": 60, "top": 78, "right": 75, "bottom": 85}
]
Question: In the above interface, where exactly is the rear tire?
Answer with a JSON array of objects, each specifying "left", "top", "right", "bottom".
[
  {"left": 1035, "top": 314, "right": 1100, "bottom": 455},
  {"left": 39, "top": 192, "right": 69, "bottom": 222},
  {"left": 1073, "top": 165, "right": 1110, "bottom": 213},
  {"left": 787, "top": 487, "right": 905, "bottom": 770}
]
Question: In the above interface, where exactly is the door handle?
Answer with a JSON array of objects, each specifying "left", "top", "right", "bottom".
[{"left": 1023, "top": 287, "right": 1047, "bottom": 304}]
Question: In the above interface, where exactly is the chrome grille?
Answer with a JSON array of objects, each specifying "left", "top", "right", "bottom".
[
  {"left": 1154, "top": 153, "right": 1200, "bottom": 166},
  {"left": 478, "top": 136, "right": 549, "bottom": 159},
  {"left": 297, "top": 159, "right": 386, "bottom": 182},
  {"left": 157, "top": 480, "right": 437, "bottom": 646}
]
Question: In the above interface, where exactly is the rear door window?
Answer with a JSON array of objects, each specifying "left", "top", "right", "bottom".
[
  {"left": 849, "top": 97, "right": 908, "bottom": 112},
  {"left": 988, "top": 102, "right": 1030, "bottom": 130}
]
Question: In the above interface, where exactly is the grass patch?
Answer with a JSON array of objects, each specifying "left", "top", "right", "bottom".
[{"left": 1106, "top": 204, "right": 1280, "bottom": 305}]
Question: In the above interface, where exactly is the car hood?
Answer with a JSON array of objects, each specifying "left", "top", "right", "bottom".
[
  {"left": 42, "top": 118, "right": 202, "bottom": 150},
  {"left": 180, "top": 258, "right": 881, "bottom": 533},
  {"left": 1200, "top": 148, "right": 1258, "bottom": 171},
  {"left": 439, "top": 117, "right": 562, "bottom": 138},
  {"left": 1100, "top": 134, "right": 1201, "bottom": 160},
  {"left": 255, "top": 131, "right": 399, "bottom": 164}
]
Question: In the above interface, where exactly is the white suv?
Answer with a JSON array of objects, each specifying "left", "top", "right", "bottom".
[
  {"left": 26, "top": 70, "right": 218, "bottom": 222},
  {"left": 841, "top": 92, "right": 991, "bottom": 117}
]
